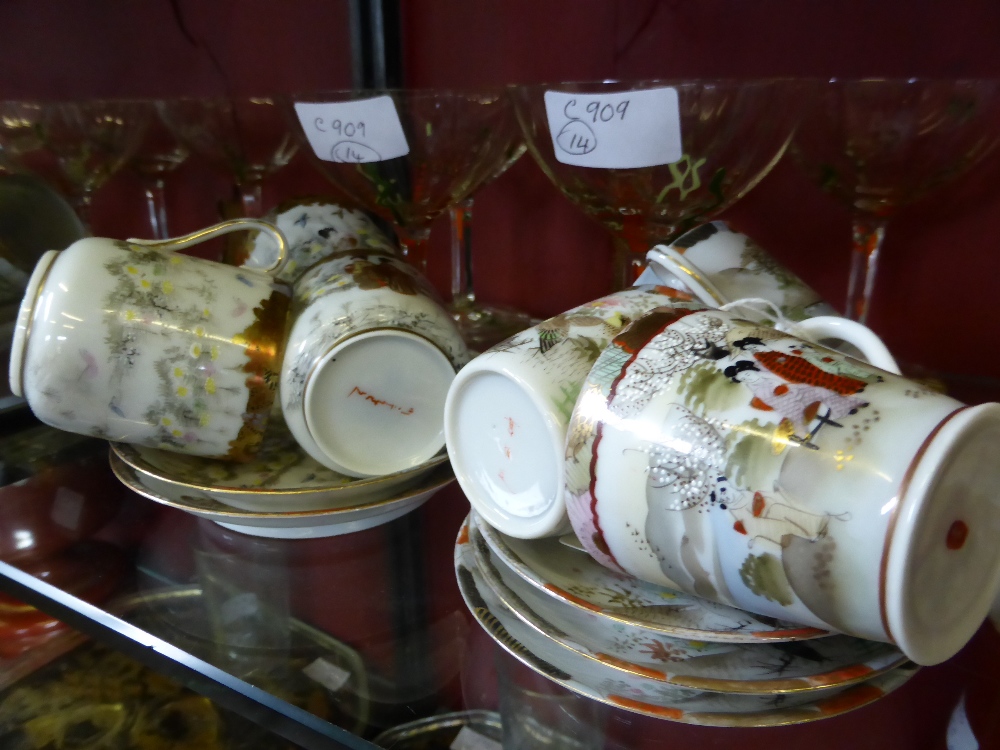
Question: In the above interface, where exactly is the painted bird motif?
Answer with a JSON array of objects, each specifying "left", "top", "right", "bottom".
[{"left": 536, "top": 311, "right": 629, "bottom": 354}]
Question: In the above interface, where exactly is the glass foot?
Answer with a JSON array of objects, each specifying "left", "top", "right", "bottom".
[{"left": 450, "top": 302, "right": 540, "bottom": 353}]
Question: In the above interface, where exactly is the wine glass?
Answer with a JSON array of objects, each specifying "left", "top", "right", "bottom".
[
  {"left": 790, "top": 78, "right": 1000, "bottom": 322},
  {"left": 1, "top": 99, "right": 151, "bottom": 230},
  {"left": 448, "top": 117, "right": 537, "bottom": 350},
  {"left": 158, "top": 96, "right": 299, "bottom": 218},
  {"left": 511, "top": 79, "right": 803, "bottom": 290},
  {"left": 0, "top": 101, "right": 46, "bottom": 164},
  {"left": 40, "top": 100, "right": 152, "bottom": 229},
  {"left": 288, "top": 88, "right": 522, "bottom": 272},
  {"left": 130, "top": 102, "right": 190, "bottom": 239}
]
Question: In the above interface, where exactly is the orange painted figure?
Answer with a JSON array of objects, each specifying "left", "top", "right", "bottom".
[
  {"left": 732, "top": 337, "right": 870, "bottom": 395},
  {"left": 723, "top": 359, "right": 869, "bottom": 443}
]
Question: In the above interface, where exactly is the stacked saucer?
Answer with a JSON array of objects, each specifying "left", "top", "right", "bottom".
[
  {"left": 111, "top": 421, "right": 454, "bottom": 538},
  {"left": 456, "top": 512, "right": 918, "bottom": 727}
]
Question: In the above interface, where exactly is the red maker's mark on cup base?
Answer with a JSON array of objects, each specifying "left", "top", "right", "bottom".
[{"left": 348, "top": 386, "right": 414, "bottom": 415}]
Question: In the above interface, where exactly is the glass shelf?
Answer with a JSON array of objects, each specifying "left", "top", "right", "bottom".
[
  {"left": 4, "top": 400, "right": 1000, "bottom": 749},
  {"left": 0, "top": 411, "right": 478, "bottom": 749}
]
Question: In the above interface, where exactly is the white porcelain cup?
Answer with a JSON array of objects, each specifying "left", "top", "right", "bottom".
[
  {"left": 9, "top": 219, "right": 291, "bottom": 460},
  {"left": 236, "top": 197, "right": 398, "bottom": 285},
  {"left": 280, "top": 250, "right": 468, "bottom": 478},
  {"left": 566, "top": 307, "right": 1000, "bottom": 665},
  {"left": 641, "top": 220, "right": 838, "bottom": 321},
  {"left": 445, "top": 285, "right": 708, "bottom": 540}
]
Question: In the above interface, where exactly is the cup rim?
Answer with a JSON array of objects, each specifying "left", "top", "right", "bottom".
[
  {"left": 883, "top": 402, "right": 1000, "bottom": 665},
  {"left": 8, "top": 249, "right": 59, "bottom": 398}
]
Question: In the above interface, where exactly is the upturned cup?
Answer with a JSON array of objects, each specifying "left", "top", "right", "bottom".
[
  {"left": 280, "top": 249, "right": 468, "bottom": 478},
  {"left": 444, "top": 285, "right": 707, "bottom": 540},
  {"left": 10, "top": 219, "right": 291, "bottom": 460},
  {"left": 566, "top": 306, "right": 1000, "bottom": 665},
  {"left": 235, "top": 196, "right": 398, "bottom": 285},
  {"left": 641, "top": 220, "right": 837, "bottom": 321}
]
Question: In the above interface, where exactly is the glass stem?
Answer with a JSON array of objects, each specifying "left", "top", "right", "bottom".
[
  {"left": 450, "top": 198, "right": 476, "bottom": 308},
  {"left": 70, "top": 190, "right": 93, "bottom": 235},
  {"left": 612, "top": 233, "right": 650, "bottom": 291},
  {"left": 397, "top": 226, "right": 432, "bottom": 273},
  {"left": 143, "top": 177, "right": 170, "bottom": 240},
  {"left": 609, "top": 214, "right": 661, "bottom": 291},
  {"left": 238, "top": 181, "right": 264, "bottom": 218},
  {"left": 846, "top": 216, "right": 887, "bottom": 323}
]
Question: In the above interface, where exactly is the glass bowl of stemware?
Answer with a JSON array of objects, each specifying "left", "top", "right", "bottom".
[
  {"left": 287, "top": 87, "right": 523, "bottom": 274},
  {"left": 158, "top": 96, "right": 299, "bottom": 218},
  {"left": 510, "top": 78, "right": 805, "bottom": 290},
  {"left": 1, "top": 99, "right": 151, "bottom": 231},
  {"left": 789, "top": 77, "right": 1000, "bottom": 322}
]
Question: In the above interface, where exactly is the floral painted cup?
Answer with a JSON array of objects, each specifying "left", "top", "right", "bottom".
[
  {"left": 641, "top": 221, "right": 838, "bottom": 322},
  {"left": 566, "top": 307, "right": 1000, "bottom": 665},
  {"left": 235, "top": 196, "right": 398, "bottom": 285},
  {"left": 280, "top": 250, "right": 468, "bottom": 478},
  {"left": 9, "top": 219, "right": 291, "bottom": 461},
  {"left": 444, "top": 286, "right": 707, "bottom": 540}
]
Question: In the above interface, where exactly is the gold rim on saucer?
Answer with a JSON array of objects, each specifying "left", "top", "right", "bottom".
[
  {"left": 111, "top": 449, "right": 455, "bottom": 521},
  {"left": 111, "top": 440, "right": 448, "bottom": 498}
]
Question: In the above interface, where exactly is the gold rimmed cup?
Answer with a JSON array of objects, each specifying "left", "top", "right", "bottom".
[{"left": 10, "top": 219, "right": 290, "bottom": 461}]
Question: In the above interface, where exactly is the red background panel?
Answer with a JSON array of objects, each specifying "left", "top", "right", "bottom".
[
  {"left": 402, "top": 0, "right": 1000, "bottom": 380},
  {"left": 2, "top": 0, "right": 999, "bottom": 378},
  {"left": 2, "top": 1, "right": 1000, "bottom": 740}
]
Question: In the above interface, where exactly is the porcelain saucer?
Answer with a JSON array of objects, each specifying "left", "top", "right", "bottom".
[
  {"left": 111, "top": 451, "right": 454, "bottom": 538},
  {"left": 474, "top": 513, "right": 828, "bottom": 643},
  {"left": 469, "top": 516, "right": 906, "bottom": 694},
  {"left": 456, "top": 519, "right": 917, "bottom": 726},
  {"left": 111, "top": 421, "right": 447, "bottom": 512}
]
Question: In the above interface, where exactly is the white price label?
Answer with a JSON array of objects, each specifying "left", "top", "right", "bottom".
[
  {"left": 294, "top": 96, "right": 409, "bottom": 163},
  {"left": 302, "top": 657, "right": 351, "bottom": 692},
  {"left": 450, "top": 726, "right": 502, "bottom": 750},
  {"left": 543, "top": 87, "right": 682, "bottom": 169}
]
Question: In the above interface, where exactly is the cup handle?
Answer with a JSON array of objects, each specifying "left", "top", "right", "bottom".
[
  {"left": 779, "top": 316, "right": 902, "bottom": 375},
  {"left": 127, "top": 219, "right": 289, "bottom": 277},
  {"left": 646, "top": 245, "right": 729, "bottom": 307}
]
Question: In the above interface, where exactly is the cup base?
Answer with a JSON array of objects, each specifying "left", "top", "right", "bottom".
[
  {"left": 303, "top": 330, "right": 455, "bottom": 477},
  {"left": 446, "top": 370, "right": 569, "bottom": 539},
  {"left": 885, "top": 402, "right": 1000, "bottom": 665}
]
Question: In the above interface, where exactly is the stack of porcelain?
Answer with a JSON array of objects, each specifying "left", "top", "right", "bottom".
[
  {"left": 9, "top": 199, "right": 465, "bottom": 539},
  {"left": 447, "top": 223, "right": 1000, "bottom": 725},
  {"left": 456, "top": 511, "right": 917, "bottom": 727}
]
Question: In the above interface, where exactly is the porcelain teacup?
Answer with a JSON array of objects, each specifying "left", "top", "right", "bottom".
[
  {"left": 280, "top": 249, "right": 468, "bottom": 478},
  {"left": 9, "top": 219, "right": 291, "bottom": 461},
  {"left": 566, "top": 306, "right": 1000, "bottom": 666},
  {"left": 235, "top": 196, "right": 398, "bottom": 285},
  {"left": 444, "top": 285, "right": 707, "bottom": 540},
  {"left": 640, "top": 221, "right": 838, "bottom": 321}
]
